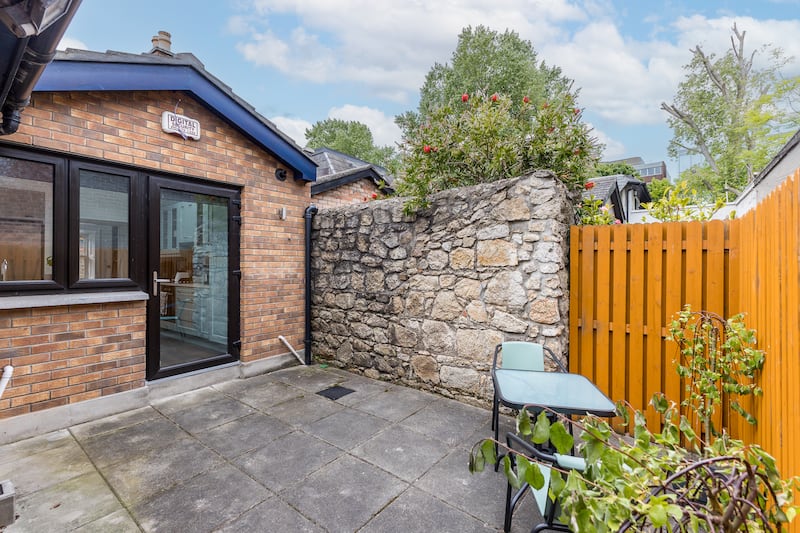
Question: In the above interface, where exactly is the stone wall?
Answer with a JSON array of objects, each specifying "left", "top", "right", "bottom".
[{"left": 310, "top": 171, "right": 573, "bottom": 405}]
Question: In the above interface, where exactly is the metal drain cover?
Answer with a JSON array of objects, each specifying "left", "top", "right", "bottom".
[{"left": 316, "top": 385, "right": 355, "bottom": 400}]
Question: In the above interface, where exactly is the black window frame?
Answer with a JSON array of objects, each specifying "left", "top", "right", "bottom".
[
  {"left": 0, "top": 146, "right": 146, "bottom": 295},
  {"left": 68, "top": 161, "right": 143, "bottom": 290}
]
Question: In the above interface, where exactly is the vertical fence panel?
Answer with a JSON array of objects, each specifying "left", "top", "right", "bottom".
[
  {"left": 594, "top": 227, "right": 612, "bottom": 396},
  {"left": 644, "top": 224, "right": 663, "bottom": 428},
  {"left": 610, "top": 224, "right": 629, "bottom": 410},
  {"left": 663, "top": 222, "right": 684, "bottom": 414},
  {"left": 627, "top": 224, "right": 646, "bottom": 413}
]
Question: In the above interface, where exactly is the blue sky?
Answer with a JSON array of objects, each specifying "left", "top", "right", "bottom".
[{"left": 60, "top": 1, "right": 800, "bottom": 179}]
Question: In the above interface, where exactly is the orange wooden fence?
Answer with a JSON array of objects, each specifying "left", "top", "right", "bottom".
[{"left": 570, "top": 169, "right": 800, "bottom": 488}]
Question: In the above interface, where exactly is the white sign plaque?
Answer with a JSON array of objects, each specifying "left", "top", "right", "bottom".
[{"left": 161, "top": 111, "right": 201, "bottom": 140}]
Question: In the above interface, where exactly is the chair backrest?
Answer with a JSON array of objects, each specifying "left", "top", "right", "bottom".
[{"left": 499, "top": 341, "right": 545, "bottom": 371}]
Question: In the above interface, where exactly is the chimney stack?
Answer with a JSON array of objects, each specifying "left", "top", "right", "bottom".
[{"left": 150, "top": 30, "right": 173, "bottom": 56}]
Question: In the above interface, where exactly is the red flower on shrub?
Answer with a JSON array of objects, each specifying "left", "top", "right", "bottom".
[
  {"left": 491, "top": 93, "right": 498, "bottom": 102},
  {"left": 573, "top": 108, "right": 580, "bottom": 115},
  {"left": 371, "top": 193, "right": 378, "bottom": 199},
  {"left": 423, "top": 145, "right": 431, "bottom": 153},
  {"left": 462, "top": 93, "right": 469, "bottom": 102},
  {"left": 585, "top": 181, "right": 595, "bottom": 190},
  {"left": 522, "top": 96, "right": 530, "bottom": 104},
  {"left": 542, "top": 102, "right": 549, "bottom": 109}
]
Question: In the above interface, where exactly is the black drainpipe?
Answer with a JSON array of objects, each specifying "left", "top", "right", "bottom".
[
  {"left": 0, "top": 0, "right": 83, "bottom": 135},
  {"left": 303, "top": 204, "right": 318, "bottom": 365}
]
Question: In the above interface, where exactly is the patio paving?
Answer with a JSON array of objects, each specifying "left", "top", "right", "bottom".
[{"left": 0, "top": 364, "right": 540, "bottom": 532}]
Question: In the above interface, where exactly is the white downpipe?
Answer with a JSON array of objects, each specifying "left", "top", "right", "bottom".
[
  {"left": 0, "top": 366, "right": 13, "bottom": 399},
  {"left": 278, "top": 336, "right": 306, "bottom": 366}
]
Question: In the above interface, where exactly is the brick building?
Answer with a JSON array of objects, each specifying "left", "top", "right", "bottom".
[{"left": 0, "top": 34, "right": 317, "bottom": 426}]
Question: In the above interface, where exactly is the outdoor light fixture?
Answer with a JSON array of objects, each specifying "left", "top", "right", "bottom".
[
  {"left": 0, "top": 0, "right": 74, "bottom": 38},
  {"left": 275, "top": 168, "right": 287, "bottom": 181}
]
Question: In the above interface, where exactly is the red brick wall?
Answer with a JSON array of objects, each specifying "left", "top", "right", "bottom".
[
  {"left": 0, "top": 302, "right": 146, "bottom": 417},
  {"left": 313, "top": 179, "right": 383, "bottom": 209},
  {"left": 0, "top": 89, "right": 310, "bottom": 416}
]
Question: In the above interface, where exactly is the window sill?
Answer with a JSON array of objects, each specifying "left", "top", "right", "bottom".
[{"left": 0, "top": 290, "right": 149, "bottom": 310}]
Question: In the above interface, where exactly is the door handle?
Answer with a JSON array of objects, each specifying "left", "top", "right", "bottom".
[{"left": 152, "top": 271, "right": 171, "bottom": 296}]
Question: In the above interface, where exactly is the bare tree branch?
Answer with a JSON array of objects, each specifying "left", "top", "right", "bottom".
[{"left": 660, "top": 102, "right": 719, "bottom": 172}]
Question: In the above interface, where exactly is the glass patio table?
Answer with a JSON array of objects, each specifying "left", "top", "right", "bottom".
[
  {"left": 492, "top": 369, "right": 616, "bottom": 417},
  {"left": 492, "top": 369, "right": 617, "bottom": 448}
]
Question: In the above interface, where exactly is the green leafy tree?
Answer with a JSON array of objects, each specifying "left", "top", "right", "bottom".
[
  {"left": 661, "top": 23, "right": 800, "bottom": 201},
  {"left": 305, "top": 118, "right": 396, "bottom": 169},
  {"left": 669, "top": 307, "right": 764, "bottom": 439},
  {"left": 593, "top": 161, "right": 639, "bottom": 177},
  {"left": 646, "top": 177, "right": 672, "bottom": 202},
  {"left": 396, "top": 25, "right": 574, "bottom": 139},
  {"left": 395, "top": 90, "right": 600, "bottom": 213},
  {"left": 642, "top": 180, "right": 724, "bottom": 221}
]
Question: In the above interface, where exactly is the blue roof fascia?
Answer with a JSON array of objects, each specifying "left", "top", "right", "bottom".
[{"left": 35, "top": 61, "right": 316, "bottom": 182}]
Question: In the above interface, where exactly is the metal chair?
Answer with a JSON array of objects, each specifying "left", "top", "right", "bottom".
[
  {"left": 491, "top": 342, "right": 567, "bottom": 453},
  {"left": 504, "top": 432, "right": 586, "bottom": 533}
]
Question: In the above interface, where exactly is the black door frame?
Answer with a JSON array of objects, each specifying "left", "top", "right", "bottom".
[{"left": 146, "top": 175, "right": 241, "bottom": 381}]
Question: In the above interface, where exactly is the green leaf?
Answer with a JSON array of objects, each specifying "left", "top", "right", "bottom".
[
  {"left": 517, "top": 408, "right": 532, "bottom": 436},
  {"left": 503, "top": 455, "right": 521, "bottom": 489},
  {"left": 480, "top": 439, "right": 497, "bottom": 466},
  {"left": 523, "top": 460, "right": 546, "bottom": 490},
  {"left": 531, "top": 411, "right": 551, "bottom": 444},
  {"left": 549, "top": 421, "right": 574, "bottom": 455},
  {"left": 468, "top": 451, "right": 480, "bottom": 473},
  {"left": 549, "top": 469, "right": 566, "bottom": 496},
  {"left": 647, "top": 503, "right": 668, "bottom": 526},
  {"left": 651, "top": 393, "right": 669, "bottom": 413}
]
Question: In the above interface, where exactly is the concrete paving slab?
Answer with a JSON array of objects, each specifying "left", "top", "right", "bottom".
[
  {"left": 214, "top": 376, "right": 304, "bottom": 410},
  {"left": 401, "top": 397, "right": 489, "bottom": 447},
  {"left": 351, "top": 385, "right": 435, "bottom": 422},
  {"left": 215, "top": 497, "right": 324, "bottom": 533},
  {"left": 280, "top": 454, "right": 406, "bottom": 533},
  {"left": 270, "top": 366, "right": 345, "bottom": 393},
  {"left": 302, "top": 408, "right": 389, "bottom": 450},
  {"left": 0, "top": 436, "right": 95, "bottom": 495},
  {"left": 415, "top": 448, "right": 509, "bottom": 526},
  {"left": 265, "top": 392, "right": 344, "bottom": 426},
  {"left": 329, "top": 376, "right": 393, "bottom": 407},
  {"left": 72, "top": 508, "right": 140, "bottom": 533},
  {"left": 77, "top": 415, "right": 188, "bottom": 469},
  {"left": 234, "top": 431, "right": 342, "bottom": 493},
  {"left": 0, "top": 429, "right": 74, "bottom": 468},
  {"left": 359, "top": 486, "right": 496, "bottom": 533},
  {"left": 164, "top": 396, "right": 255, "bottom": 434},
  {"left": 351, "top": 424, "right": 450, "bottom": 483},
  {"left": 69, "top": 406, "right": 161, "bottom": 441},
  {"left": 6, "top": 471, "right": 124, "bottom": 532},
  {"left": 194, "top": 412, "right": 292, "bottom": 459},
  {"left": 100, "top": 437, "right": 225, "bottom": 506},
  {"left": 150, "top": 387, "right": 231, "bottom": 416},
  {"left": 132, "top": 464, "right": 271, "bottom": 533}
]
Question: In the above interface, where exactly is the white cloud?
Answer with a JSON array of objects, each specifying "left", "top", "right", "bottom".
[
  {"left": 588, "top": 124, "right": 627, "bottom": 160},
  {"left": 327, "top": 104, "right": 402, "bottom": 147},
  {"left": 233, "top": 0, "right": 589, "bottom": 102},
  {"left": 270, "top": 116, "right": 312, "bottom": 147},
  {"left": 247, "top": 2, "right": 798, "bottom": 139},
  {"left": 58, "top": 36, "right": 88, "bottom": 51}
]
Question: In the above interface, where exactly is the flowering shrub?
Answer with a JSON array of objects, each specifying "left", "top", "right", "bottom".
[
  {"left": 395, "top": 89, "right": 600, "bottom": 213},
  {"left": 577, "top": 195, "right": 617, "bottom": 225},
  {"left": 642, "top": 180, "right": 724, "bottom": 222}
]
